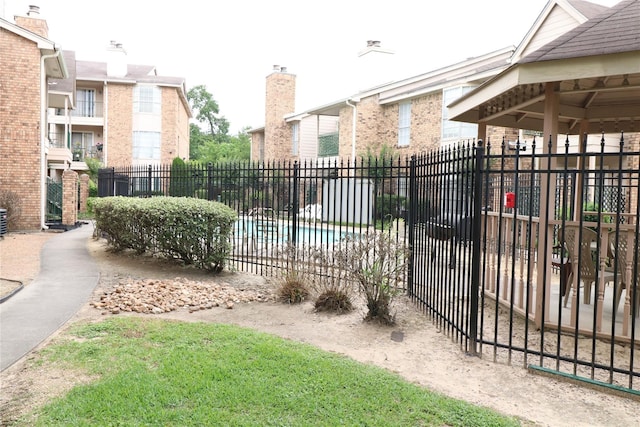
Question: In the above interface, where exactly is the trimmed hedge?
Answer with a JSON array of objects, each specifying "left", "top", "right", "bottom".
[
  {"left": 93, "top": 196, "right": 237, "bottom": 272},
  {"left": 375, "top": 195, "right": 407, "bottom": 221}
]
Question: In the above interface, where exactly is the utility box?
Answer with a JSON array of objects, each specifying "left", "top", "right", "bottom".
[{"left": 504, "top": 192, "right": 516, "bottom": 209}]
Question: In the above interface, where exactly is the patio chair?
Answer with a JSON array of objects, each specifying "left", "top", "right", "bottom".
[
  {"left": 558, "top": 226, "right": 617, "bottom": 307},
  {"left": 608, "top": 230, "right": 640, "bottom": 317}
]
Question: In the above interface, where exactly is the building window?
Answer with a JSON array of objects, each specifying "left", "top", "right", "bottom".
[
  {"left": 396, "top": 173, "right": 408, "bottom": 198},
  {"left": 259, "top": 138, "right": 265, "bottom": 162},
  {"left": 76, "top": 89, "right": 95, "bottom": 117},
  {"left": 442, "top": 86, "right": 477, "bottom": 146},
  {"left": 292, "top": 122, "right": 299, "bottom": 155},
  {"left": 71, "top": 132, "right": 93, "bottom": 161},
  {"left": 134, "top": 85, "right": 161, "bottom": 114},
  {"left": 398, "top": 102, "right": 411, "bottom": 147},
  {"left": 133, "top": 131, "right": 161, "bottom": 160}
]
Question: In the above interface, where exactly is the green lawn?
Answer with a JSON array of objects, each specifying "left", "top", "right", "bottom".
[{"left": 18, "top": 317, "right": 521, "bottom": 426}]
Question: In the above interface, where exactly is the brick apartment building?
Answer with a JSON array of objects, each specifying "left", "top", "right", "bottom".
[
  {"left": 0, "top": 6, "right": 190, "bottom": 231},
  {"left": 0, "top": 6, "right": 68, "bottom": 231},
  {"left": 249, "top": 0, "right": 615, "bottom": 164},
  {"left": 47, "top": 42, "right": 191, "bottom": 170}
]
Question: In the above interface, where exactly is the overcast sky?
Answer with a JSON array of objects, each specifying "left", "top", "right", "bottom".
[{"left": 3, "top": 0, "right": 620, "bottom": 134}]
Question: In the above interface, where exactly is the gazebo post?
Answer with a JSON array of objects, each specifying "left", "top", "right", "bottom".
[
  {"left": 535, "top": 82, "right": 560, "bottom": 328},
  {"left": 477, "top": 122, "right": 487, "bottom": 142},
  {"left": 574, "top": 121, "right": 590, "bottom": 222}
]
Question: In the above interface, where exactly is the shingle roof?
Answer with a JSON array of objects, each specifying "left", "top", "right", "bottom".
[
  {"left": 74, "top": 58, "right": 185, "bottom": 86},
  {"left": 521, "top": 0, "right": 639, "bottom": 63},
  {"left": 50, "top": 50, "right": 75, "bottom": 93},
  {"left": 566, "top": 0, "right": 610, "bottom": 19}
]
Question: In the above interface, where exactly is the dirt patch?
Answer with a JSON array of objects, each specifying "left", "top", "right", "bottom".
[
  {"left": 1, "top": 232, "right": 638, "bottom": 427},
  {"left": 0, "top": 231, "right": 60, "bottom": 299}
]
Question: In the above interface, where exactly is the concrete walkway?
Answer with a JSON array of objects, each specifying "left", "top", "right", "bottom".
[{"left": 0, "top": 223, "right": 99, "bottom": 371}]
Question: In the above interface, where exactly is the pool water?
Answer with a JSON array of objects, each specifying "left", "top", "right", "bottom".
[{"left": 235, "top": 219, "right": 348, "bottom": 245}]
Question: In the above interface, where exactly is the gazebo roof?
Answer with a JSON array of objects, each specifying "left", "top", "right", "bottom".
[{"left": 449, "top": 0, "right": 640, "bottom": 135}]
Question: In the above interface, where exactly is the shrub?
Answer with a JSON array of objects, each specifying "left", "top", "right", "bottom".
[
  {"left": 375, "top": 195, "right": 406, "bottom": 221},
  {"left": 315, "top": 289, "right": 353, "bottom": 313},
  {"left": 0, "top": 190, "right": 22, "bottom": 230},
  {"left": 277, "top": 271, "right": 310, "bottom": 304},
  {"left": 582, "top": 202, "right": 612, "bottom": 225},
  {"left": 557, "top": 202, "right": 613, "bottom": 226},
  {"left": 88, "top": 180, "right": 98, "bottom": 198},
  {"left": 169, "top": 157, "right": 193, "bottom": 197},
  {"left": 93, "top": 196, "right": 236, "bottom": 272},
  {"left": 86, "top": 197, "right": 97, "bottom": 215},
  {"left": 280, "top": 243, "right": 354, "bottom": 314}
]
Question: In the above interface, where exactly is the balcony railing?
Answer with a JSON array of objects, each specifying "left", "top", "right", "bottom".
[
  {"left": 48, "top": 134, "right": 102, "bottom": 162},
  {"left": 55, "top": 101, "right": 104, "bottom": 118},
  {"left": 72, "top": 146, "right": 102, "bottom": 162},
  {"left": 48, "top": 133, "right": 69, "bottom": 149}
]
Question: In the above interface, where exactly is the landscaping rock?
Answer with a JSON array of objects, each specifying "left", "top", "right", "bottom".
[{"left": 91, "top": 277, "right": 273, "bottom": 315}]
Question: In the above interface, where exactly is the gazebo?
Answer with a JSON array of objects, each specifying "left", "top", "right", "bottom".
[
  {"left": 448, "top": 0, "right": 640, "bottom": 333},
  {"left": 449, "top": 0, "right": 640, "bottom": 135}
]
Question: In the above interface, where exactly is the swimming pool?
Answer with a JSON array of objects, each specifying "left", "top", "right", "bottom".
[{"left": 235, "top": 218, "right": 350, "bottom": 246}]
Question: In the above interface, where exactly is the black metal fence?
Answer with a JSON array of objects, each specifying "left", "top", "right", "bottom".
[
  {"left": 46, "top": 177, "right": 62, "bottom": 223},
  {"left": 98, "top": 133, "right": 639, "bottom": 395}
]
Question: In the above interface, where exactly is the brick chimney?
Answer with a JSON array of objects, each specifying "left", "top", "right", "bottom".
[
  {"left": 264, "top": 65, "right": 296, "bottom": 160},
  {"left": 14, "top": 5, "right": 49, "bottom": 38}
]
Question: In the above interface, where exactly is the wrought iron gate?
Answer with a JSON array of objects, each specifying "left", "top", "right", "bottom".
[{"left": 46, "top": 177, "right": 62, "bottom": 223}]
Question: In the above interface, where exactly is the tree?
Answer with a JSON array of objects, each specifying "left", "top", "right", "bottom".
[
  {"left": 189, "top": 123, "right": 212, "bottom": 159},
  {"left": 196, "top": 127, "right": 251, "bottom": 164},
  {"left": 187, "top": 85, "right": 230, "bottom": 140}
]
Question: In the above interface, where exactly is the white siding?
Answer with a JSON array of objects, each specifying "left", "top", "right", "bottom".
[
  {"left": 297, "top": 115, "right": 339, "bottom": 162},
  {"left": 520, "top": 6, "right": 581, "bottom": 59},
  {"left": 299, "top": 118, "right": 317, "bottom": 160},
  {"left": 318, "top": 115, "right": 339, "bottom": 135}
]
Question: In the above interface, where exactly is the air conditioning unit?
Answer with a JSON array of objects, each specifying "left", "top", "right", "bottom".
[
  {"left": 0, "top": 209, "right": 7, "bottom": 238},
  {"left": 508, "top": 141, "right": 527, "bottom": 151}
]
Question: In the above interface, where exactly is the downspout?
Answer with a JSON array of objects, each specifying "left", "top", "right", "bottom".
[
  {"left": 103, "top": 81, "right": 108, "bottom": 165},
  {"left": 40, "top": 48, "right": 62, "bottom": 230},
  {"left": 64, "top": 97, "right": 69, "bottom": 150},
  {"left": 345, "top": 99, "right": 356, "bottom": 166}
]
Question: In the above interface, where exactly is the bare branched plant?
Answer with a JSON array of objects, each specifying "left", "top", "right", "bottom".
[
  {"left": 0, "top": 190, "right": 22, "bottom": 230},
  {"left": 333, "top": 231, "right": 408, "bottom": 325},
  {"left": 311, "top": 258, "right": 354, "bottom": 314},
  {"left": 276, "top": 244, "right": 311, "bottom": 304},
  {"left": 276, "top": 269, "right": 310, "bottom": 304},
  {"left": 280, "top": 242, "right": 354, "bottom": 314}
]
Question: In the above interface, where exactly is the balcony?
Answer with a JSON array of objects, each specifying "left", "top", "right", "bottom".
[
  {"left": 52, "top": 100, "right": 104, "bottom": 126},
  {"left": 72, "top": 145, "right": 102, "bottom": 163},
  {"left": 48, "top": 133, "right": 69, "bottom": 150},
  {"left": 47, "top": 133, "right": 102, "bottom": 165},
  {"left": 47, "top": 133, "right": 71, "bottom": 164}
]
